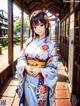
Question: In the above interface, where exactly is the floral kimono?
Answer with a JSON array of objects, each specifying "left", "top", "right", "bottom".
[{"left": 16, "top": 36, "right": 58, "bottom": 106}]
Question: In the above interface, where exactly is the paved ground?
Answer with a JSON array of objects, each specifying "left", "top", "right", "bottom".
[
  {"left": 0, "top": 46, "right": 20, "bottom": 72},
  {"left": 0, "top": 61, "right": 72, "bottom": 106}
]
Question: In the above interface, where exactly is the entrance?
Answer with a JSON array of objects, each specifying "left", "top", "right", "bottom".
[{"left": 73, "top": 6, "right": 80, "bottom": 105}]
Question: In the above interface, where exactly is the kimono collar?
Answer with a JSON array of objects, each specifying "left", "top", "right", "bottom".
[{"left": 35, "top": 36, "right": 50, "bottom": 44}]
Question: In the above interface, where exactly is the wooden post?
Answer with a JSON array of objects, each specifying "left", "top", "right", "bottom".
[
  {"left": 28, "top": 14, "right": 31, "bottom": 37},
  {"left": 8, "top": 0, "right": 13, "bottom": 69},
  {"left": 20, "top": 10, "right": 24, "bottom": 50}
]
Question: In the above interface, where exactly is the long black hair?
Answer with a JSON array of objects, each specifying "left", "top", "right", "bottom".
[{"left": 30, "top": 10, "right": 50, "bottom": 38}]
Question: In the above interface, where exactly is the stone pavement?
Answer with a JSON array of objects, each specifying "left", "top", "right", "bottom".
[
  {"left": 0, "top": 46, "right": 20, "bottom": 73},
  {"left": 0, "top": 61, "right": 72, "bottom": 106}
]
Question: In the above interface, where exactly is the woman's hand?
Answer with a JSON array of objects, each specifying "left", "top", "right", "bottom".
[
  {"left": 25, "top": 65, "right": 34, "bottom": 76},
  {"left": 25, "top": 65, "right": 41, "bottom": 77},
  {"left": 18, "top": 90, "right": 21, "bottom": 98},
  {"left": 31, "top": 67, "right": 41, "bottom": 77}
]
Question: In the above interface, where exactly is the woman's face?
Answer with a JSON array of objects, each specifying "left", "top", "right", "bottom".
[{"left": 33, "top": 21, "right": 46, "bottom": 38}]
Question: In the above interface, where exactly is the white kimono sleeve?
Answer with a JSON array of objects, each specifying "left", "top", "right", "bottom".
[
  {"left": 40, "top": 43, "right": 58, "bottom": 93},
  {"left": 16, "top": 37, "right": 32, "bottom": 78}
]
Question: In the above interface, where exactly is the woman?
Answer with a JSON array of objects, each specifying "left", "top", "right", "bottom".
[{"left": 16, "top": 10, "right": 58, "bottom": 106}]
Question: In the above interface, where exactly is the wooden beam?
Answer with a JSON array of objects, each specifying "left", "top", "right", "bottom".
[
  {"left": 46, "top": 2, "right": 64, "bottom": 11},
  {"left": 20, "top": 10, "right": 24, "bottom": 50},
  {"left": 48, "top": 7, "right": 60, "bottom": 14},
  {"left": 41, "top": 0, "right": 48, "bottom": 3},
  {"left": 23, "top": 0, "right": 33, "bottom": 4},
  {"left": 30, "top": 4, "right": 44, "bottom": 13},
  {"left": 48, "top": 7, "right": 60, "bottom": 13},
  {"left": 26, "top": 0, "right": 40, "bottom": 6},
  {"left": 29, "top": 1, "right": 62, "bottom": 14},
  {"left": 14, "top": 0, "right": 30, "bottom": 14},
  {"left": 54, "top": 0, "right": 64, "bottom": 6},
  {"left": 41, "top": 0, "right": 64, "bottom": 10},
  {"left": 13, "top": 0, "right": 64, "bottom": 15},
  {"left": 29, "top": 2, "right": 41, "bottom": 10},
  {"left": 8, "top": 0, "right": 13, "bottom": 64}
]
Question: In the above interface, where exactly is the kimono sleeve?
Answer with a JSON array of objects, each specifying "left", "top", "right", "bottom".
[
  {"left": 40, "top": 42, "right": 58, "bottom": 89},
  {"left": 16, "top": 37, "right": 32, "bottom": 78}
]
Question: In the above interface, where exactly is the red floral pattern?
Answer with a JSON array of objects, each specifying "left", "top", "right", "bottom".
[
  {"left": 40, "top": 85, "right": 47, "bottom": 94},
  {"left": 36, "top": 85, "right": 48, "bottom": 106},
  {"left": 42, "top": 45, "right": 49, "bottom": 51},
  {"left": 38, "top": 100, "right": 44, "bottom": 106}
]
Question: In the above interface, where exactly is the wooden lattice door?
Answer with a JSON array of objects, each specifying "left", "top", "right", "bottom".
[{"left": 73, "top": 7, "right": 80, "bottom": 105}]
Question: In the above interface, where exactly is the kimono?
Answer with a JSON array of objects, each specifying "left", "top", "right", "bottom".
[{"left": 16, "top": 36, "right": 58, "bottom": 106}]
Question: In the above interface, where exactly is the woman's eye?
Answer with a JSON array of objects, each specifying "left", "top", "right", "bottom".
[{"left": 40, "top": 24, "right": 44, "bottom": 27}]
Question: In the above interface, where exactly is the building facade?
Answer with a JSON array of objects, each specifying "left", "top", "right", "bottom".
[{"left": 0, "top": 10, "right": 8, "bottom": 37}]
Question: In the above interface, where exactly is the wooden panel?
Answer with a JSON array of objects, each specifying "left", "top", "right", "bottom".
[
  {"left": 0, "top": 60, "right": 17, "bottom": 91},
  {"left": 73, "top": 6, "right": 80, "bottom": 104},
  {"left": 59, "top": 42, "right": 69, "bottom": 66}
]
